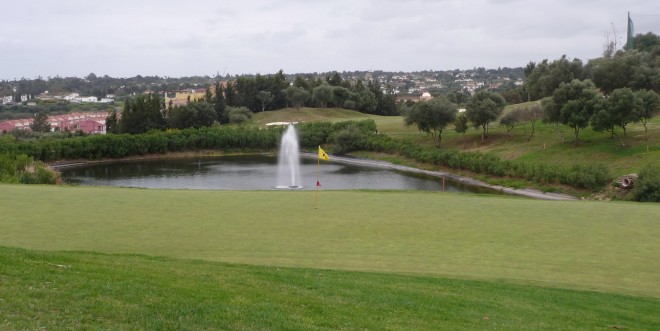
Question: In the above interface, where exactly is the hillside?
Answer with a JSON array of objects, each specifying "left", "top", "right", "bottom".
[{"left": 252, "top": 106, "right": 660, "bottom": 180}]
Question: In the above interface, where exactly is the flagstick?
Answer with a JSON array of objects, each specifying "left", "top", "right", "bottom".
[{"left": 315, "top": 150, "right": 320, "bottom": 209}]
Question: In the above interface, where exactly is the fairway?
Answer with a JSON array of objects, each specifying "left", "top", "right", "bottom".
[{"left": 1, "top": 184, "right": 659, "bottom": 298}]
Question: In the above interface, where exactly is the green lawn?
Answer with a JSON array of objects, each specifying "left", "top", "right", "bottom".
[
  {"left": 2, "top": 184, "right": 659, "bottom": 298},
  {"left": 2, "top": 246, "right": 659, "bottom": 330},
  {"left": 252, "top": 107, "right": 378, "bottom": 125}
]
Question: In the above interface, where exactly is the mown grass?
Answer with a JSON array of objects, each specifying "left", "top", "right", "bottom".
[
  {"left": 2, "top": 184, "right": 659, "bottom": 298},
  {"left": 2, "top": 246, "right": 659, "bottom": 330},
  {"left": 252, "top": 107, "right": 378, "bottom": 125}
]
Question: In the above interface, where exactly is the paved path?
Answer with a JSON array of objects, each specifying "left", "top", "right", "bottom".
[{"left": 302, "top": 153, "right": 578, "bottom": 201}]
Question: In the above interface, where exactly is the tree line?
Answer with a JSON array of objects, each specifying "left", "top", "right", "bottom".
[{"left": 403, "top": 32, "right": 659, "bottom": 148}]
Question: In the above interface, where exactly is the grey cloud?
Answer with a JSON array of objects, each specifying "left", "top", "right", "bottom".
[{"left": 1, "top": 0, "right": 658, "bottom": 79}]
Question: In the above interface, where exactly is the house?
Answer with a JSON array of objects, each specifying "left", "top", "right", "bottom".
[
  {"left": 0, "top": 111, "right": 109, "bottom": 134},
  {"left": 75, "top": 119, "right": 106, "bottom": 134},
  {"left": 0, "top": 120, "right": 31, "bottom": 133},
  {"left": 63, "top": 93, "right": 80, "bottom": 101},
  {"left": 162, "top": 89, "right": 206, "bottom": 106},
  {"left": 79, "top": 96, "right": 98, "bottom": 103}
]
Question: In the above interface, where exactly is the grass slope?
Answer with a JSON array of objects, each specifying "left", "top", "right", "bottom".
[
  {"left": 252, "top": 107, "right": 376, "bottom": 125},
  {"left": 252, "top": 106, "right": 660, "bottom": 177},
  {"left": 2, "top": 184, "right": 659, "bottom": 298},
  {"left": 2, "top": 246, "right": 659, "bottom": 330}
]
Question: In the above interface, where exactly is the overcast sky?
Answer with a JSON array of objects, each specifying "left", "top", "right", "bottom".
[{"left": 1, "top": 0, "right": 658, "bottom": 80}]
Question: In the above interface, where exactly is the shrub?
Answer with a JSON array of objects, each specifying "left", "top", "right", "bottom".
[
  {"left": 0, "top": 153, "right": 58, "bottom": 184},
  {"left": 332, "top": 125, "right": 362, "bottom": 155},
  {"left": 226, "top": 106, "right": 253, "bottom": 125},
  {"left": 631, "top": 164, "right": 660, "bottom": 202}
]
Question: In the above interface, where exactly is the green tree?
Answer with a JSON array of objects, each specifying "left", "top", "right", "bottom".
[
  {"left": 499, "top": 112, "right": 518, "bottom": 136},
  {"left": 326, "top": 72, "right": 343, "bottom": 86},
  {"left": 284, "top": 86, "right": 310, "bottom": 111},
  {"left": 30, "top": 111, "right": 50, "bottom": 132},
  {"left": 636, "top": 89, "right": 660, "bottom": 140},
  {"left": 379, "top": 89, "right": 398, "bottom": 116},
  {"left": 628, "top": 32, "right": 660, "bottom": 52},
  {"left": 312, "top": 84, "right": 334, "bottom": 109},
  {"left": 293, "top": 75, "right": 311, "bottom": 90},
  {"left": 588, "top": 50, "right": 659, "bottom": 96},
  {"left": 404, "top": 98, "right": 457, "bottom": 147},
  {"left": 446, "top": 91, "right": 470, "bottom": 105},
  {"left": 105, "top": 109, "right": 119, "bottom": 134},
  {"left": 593, "top": 88, "right": 641, "bottom": 146},
  {"left": 234, "top": 76, "right": 259, "bottom": 112},
  {"left": 516, "top": 104, "right": 544, "bottom": 142},
  {"left": 544, "top": 79, "right": 600, "bottom": 146},
  {"left": 204, "top": 87, "right": 214, "bottom": 104},
  {"left": 119, "top": 93, "right": 166, "bottom": 134},
  {"left": 214, "top": 82, "right": 227, "bottom": 124},
  {"left": 189, "top": 101, "right": 217, "bottom": 128},
  {"left": 167, "top": 102, "right": 215, "bottom": 129},
  {"left": 225, "top": 106, "right": 253, "bottom": 125},
  {"left": 224, "top": 82, "right": 237, "bottom": 106},
  {"left": 590, "top": 100, "right": 616, "bottom": 139},
  {"left": 465, "top": 91, "right": 506, "bottom": 141},
  {"left": 351, "top": 80, "right": 377, "bottom": 114},
  {"left": 524, "top": 56, "right": 585, "bottom": 101},
  {"left": 256, "top": 91, "right": 274, "bottom": 112},
  {"left": 454, "top": 113, "right": 469, "bottom": 146},
  {"left": 167, "top": 105, "right": 196, "bottom": 129},
  {"left": 332, "top": 86, "right": 351, "bottom": 109}
]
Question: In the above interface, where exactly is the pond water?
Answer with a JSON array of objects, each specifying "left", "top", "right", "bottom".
[{"left": 59, "top": 155, "right": 496, "bottom": 193}]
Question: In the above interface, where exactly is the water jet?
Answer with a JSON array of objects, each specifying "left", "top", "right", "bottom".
[{"left": 275, "top": 124, "right": 302, "bottom": 189}]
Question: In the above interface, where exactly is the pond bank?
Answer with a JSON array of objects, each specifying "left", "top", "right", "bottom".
[
  {"left": 302, "top": 153, "right": 577, "bottom": 201},
  {"left": 50, "top": 150, "right": 577, "bottom": 200}
]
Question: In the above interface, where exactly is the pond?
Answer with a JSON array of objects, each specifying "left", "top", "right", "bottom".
[{"left": 59, "top": 155, "right": 497, "bottom": 193}]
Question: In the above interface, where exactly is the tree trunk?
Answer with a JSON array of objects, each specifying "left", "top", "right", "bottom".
[
  {"left": 526, "top": 121, "right": 535, "bottom": 142},
  {"left": 573, "top": 127, "right": 580, "bottom": 146},
  {"left": 620, "top": 125, "right": 627, "bottom": 147}
]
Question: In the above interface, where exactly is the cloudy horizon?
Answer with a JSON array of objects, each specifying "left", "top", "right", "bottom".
[{"left": 1, "top": 0, "right": 659, "bottom": 80}]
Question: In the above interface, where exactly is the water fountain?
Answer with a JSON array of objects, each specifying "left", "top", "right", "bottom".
[{"left": 275, "top": 124, "right": 302, "bottom": 189}]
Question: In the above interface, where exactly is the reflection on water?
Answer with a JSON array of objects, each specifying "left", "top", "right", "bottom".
[{"left": 60, "top": 155, "right": 495, "bottom": 193}]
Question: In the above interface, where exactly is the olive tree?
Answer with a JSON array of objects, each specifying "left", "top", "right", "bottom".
[
  {"left": 465, "top": 91, "right": 506, "bottom": 141},
  {"left": 543, "top": 79, "right": 600, "bottom": 146},
  {"left": 404, "top": 98, "right": 457, "bottom": 147}
]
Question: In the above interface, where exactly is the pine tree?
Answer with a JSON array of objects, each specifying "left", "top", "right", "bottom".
[{"left": 30, "top": 111, "right": 51, "bottom": 132}]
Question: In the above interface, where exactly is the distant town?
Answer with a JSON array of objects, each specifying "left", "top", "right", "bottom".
[{"left": 0, "top": 67, "right": 525, "bottom": 134}]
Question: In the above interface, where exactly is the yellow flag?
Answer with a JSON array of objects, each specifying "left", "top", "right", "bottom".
[{"left": 318, "top": 146, "right": 329, "bottom": 161}]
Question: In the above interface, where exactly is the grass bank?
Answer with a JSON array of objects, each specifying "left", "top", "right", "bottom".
[
  {"left": 2, "top": 246, "right": 659, "bottom": 330},
  {"left": 1, "top": 184, "right": 658, "bottom": 298},
  {"left": 252, "top": 106, "right": 660, "bottom": 178}
]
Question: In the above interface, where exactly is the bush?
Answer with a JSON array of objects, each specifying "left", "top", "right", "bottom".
[
  {"left": 631, "top": 165, "right": 660, "bottom": 202},
  {"left": 225, "top": 106, "right": 253, "bottom": 125},
  {"left": 333, "top": 125, "right": 362, "bottom": 155},
  {"left": 0, "top": 153, "right": 58, "bottom": 184}
]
